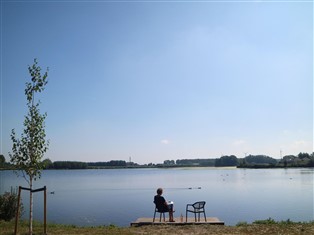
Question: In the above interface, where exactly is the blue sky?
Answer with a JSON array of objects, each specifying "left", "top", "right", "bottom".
[{"left": 0, "top": 0, "right": 313, "bottom": 164}]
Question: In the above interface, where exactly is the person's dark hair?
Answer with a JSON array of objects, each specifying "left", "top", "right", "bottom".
[{"left": 157, "top": 188, "right": 163, "bottom": 195}]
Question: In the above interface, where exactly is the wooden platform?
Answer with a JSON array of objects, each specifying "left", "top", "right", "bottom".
[{"left": 131, "top": 217, "right": 224, "bottom": 226}]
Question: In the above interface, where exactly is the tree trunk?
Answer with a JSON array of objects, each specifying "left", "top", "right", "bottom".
[{"left": 29, "top": 176, "right": 33, "bottom": 235}]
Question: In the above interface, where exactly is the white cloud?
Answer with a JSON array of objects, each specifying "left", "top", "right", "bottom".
[
  {"left": 161, "top": 139, "right": 170, "bottom": 145},
  {"left": 280, "top": 140, "right": 312, "bottom": 155},
  {"left": 292, "top": 140, "right": 309, "bottom": 148},
  {"left": 232, "top": 139, "right": 246, "bottom": 146}
]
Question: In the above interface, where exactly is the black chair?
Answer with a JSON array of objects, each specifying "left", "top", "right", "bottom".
[
  {"left": 153, "top": 205, "right": 166, "bottom": 222},
  {"left": 186, "top": 201, "right": 207, "bottom": 222}
]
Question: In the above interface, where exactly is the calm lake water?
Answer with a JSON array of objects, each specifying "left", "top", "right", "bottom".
[{"left": 0, "top": 168, "right": 313, "bottom": 226}]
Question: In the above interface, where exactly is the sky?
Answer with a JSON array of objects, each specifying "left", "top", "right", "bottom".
[{"left": 0, "top": 0, "right": 313, "bottom": 164}]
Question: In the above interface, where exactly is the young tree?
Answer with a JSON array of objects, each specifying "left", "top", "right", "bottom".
[{"left": 9, "top": 59, "right": 49, "bottom": 235}]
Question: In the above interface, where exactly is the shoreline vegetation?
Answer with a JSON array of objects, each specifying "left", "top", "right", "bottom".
[
  {"left": 1, "top": 219, "right": 314, "bottom": 235},
  {"left": 1, "top": 152, "right": 313, "bottom": 170}
]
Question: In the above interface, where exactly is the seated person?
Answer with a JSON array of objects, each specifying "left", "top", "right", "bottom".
[{"left": 154, "top": 187, "right": 174, "bottom": 222}]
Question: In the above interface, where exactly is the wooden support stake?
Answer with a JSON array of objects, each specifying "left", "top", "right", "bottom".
[
  {"left": 14, "top": 186, "right": 22, "bottom": 235},
  {"left": 14, "top": 186, "right": 48, "bottom": 234},
  {"left": 44, "top": 186, "right": 47, "bottom": 235}
]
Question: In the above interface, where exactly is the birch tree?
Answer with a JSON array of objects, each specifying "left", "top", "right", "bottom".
[{"left": 10, "top": 59, "right": 49, "bottom": 235}]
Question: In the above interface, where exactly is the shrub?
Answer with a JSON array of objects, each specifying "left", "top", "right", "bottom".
[
  {"left": 0, "top": 188, "right": 23, "bottom": 221},
  {"left": 236, "top": 221, "right": 248, "bottom": 226},
  {"left": 253, "top": 218, "right": 276, "bottom": 225}
]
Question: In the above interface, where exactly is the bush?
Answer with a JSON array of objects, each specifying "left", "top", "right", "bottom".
[
  {"left": 236, "top": 221, "right": 248, "bottom": 226},
  {"left": 253, "top": 218, "right": 277, "bottom": 225},
  {"left": 0, "top": 188, "right": 23, "bottom": 221}
]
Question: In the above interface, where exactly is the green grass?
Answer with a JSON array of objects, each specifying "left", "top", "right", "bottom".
[
  {"left": 1, "top": 219, "right": 314, "bottom": 235},
  {"left": 253, "top": 217, "right": 314, "bottom": 225},
  {"left": 0, "top": 220, "right": 133, "bottom": 235}
]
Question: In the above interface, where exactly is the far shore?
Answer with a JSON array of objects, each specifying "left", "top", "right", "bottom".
[{"left": 1, "top": 165, "right": 314, "bottom": 171}]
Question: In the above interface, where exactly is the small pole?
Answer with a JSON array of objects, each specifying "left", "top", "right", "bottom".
[
  {"left": 14, "top": 186, "right": 22, "bottom": 235},
  {"left": 44, "top": 186, "right": 47, "bottom": 235}
]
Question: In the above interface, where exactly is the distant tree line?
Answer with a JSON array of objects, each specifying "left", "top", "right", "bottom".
[
  {"left": 278, "top": 153, "right": 314, "bottom": 168},
  {"left": 0, "top": 154, "right": 11, "bottom": 169},
  {"left": 237, "top": 155, "right": 278, "bottom": 168},
  {"left": 0, "top": 157, "right": 138, "bottom": 170},
  {"left": 175, "top": 158, "right": 216, "bottom": 166},
  {"left": 50, "top": 161, "right": 88, "bottom": 169},
  {"left": 42, "top": 160, "right": 132, "bottom": 169},
  {"left": 165, "top": 152, "right": 314, "bottom": 168},
  {"left": 215, "top": 155, "right": 238, "bottom": 167},
  {"left": 88, "top": 160, "right": 128, "bottom": 167},
  {"left": 1, "top": 152, "right": 313, "bottom": 170},
  {"left": 0, "top": 154, "right": 6, "bottom": 168}
]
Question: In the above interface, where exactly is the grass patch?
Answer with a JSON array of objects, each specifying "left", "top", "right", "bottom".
[
  {"left": 236, "top": 221, "right": 248, "bottom": 226},
  {"left": 1, "top": 219, "right": 314, "bottom": 235},
  {"left": 253, "top": 217, "right": 277, "bottom": 225},
  {"left": 252, "top": 217, "right": 314, "bottom": 226}
]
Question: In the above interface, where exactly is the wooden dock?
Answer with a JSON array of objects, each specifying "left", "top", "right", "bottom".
[{"left": 131, "top": 217, "right": 224, "bottom": 226}]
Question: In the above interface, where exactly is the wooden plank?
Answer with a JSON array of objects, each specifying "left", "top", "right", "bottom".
[{"left": 131, "top": 217, "right": 224, "bottom": 226}]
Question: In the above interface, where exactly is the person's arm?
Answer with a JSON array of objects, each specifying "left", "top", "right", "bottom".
[{"left": 161, "top": 196, "right": 168, "bottom": 206}]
